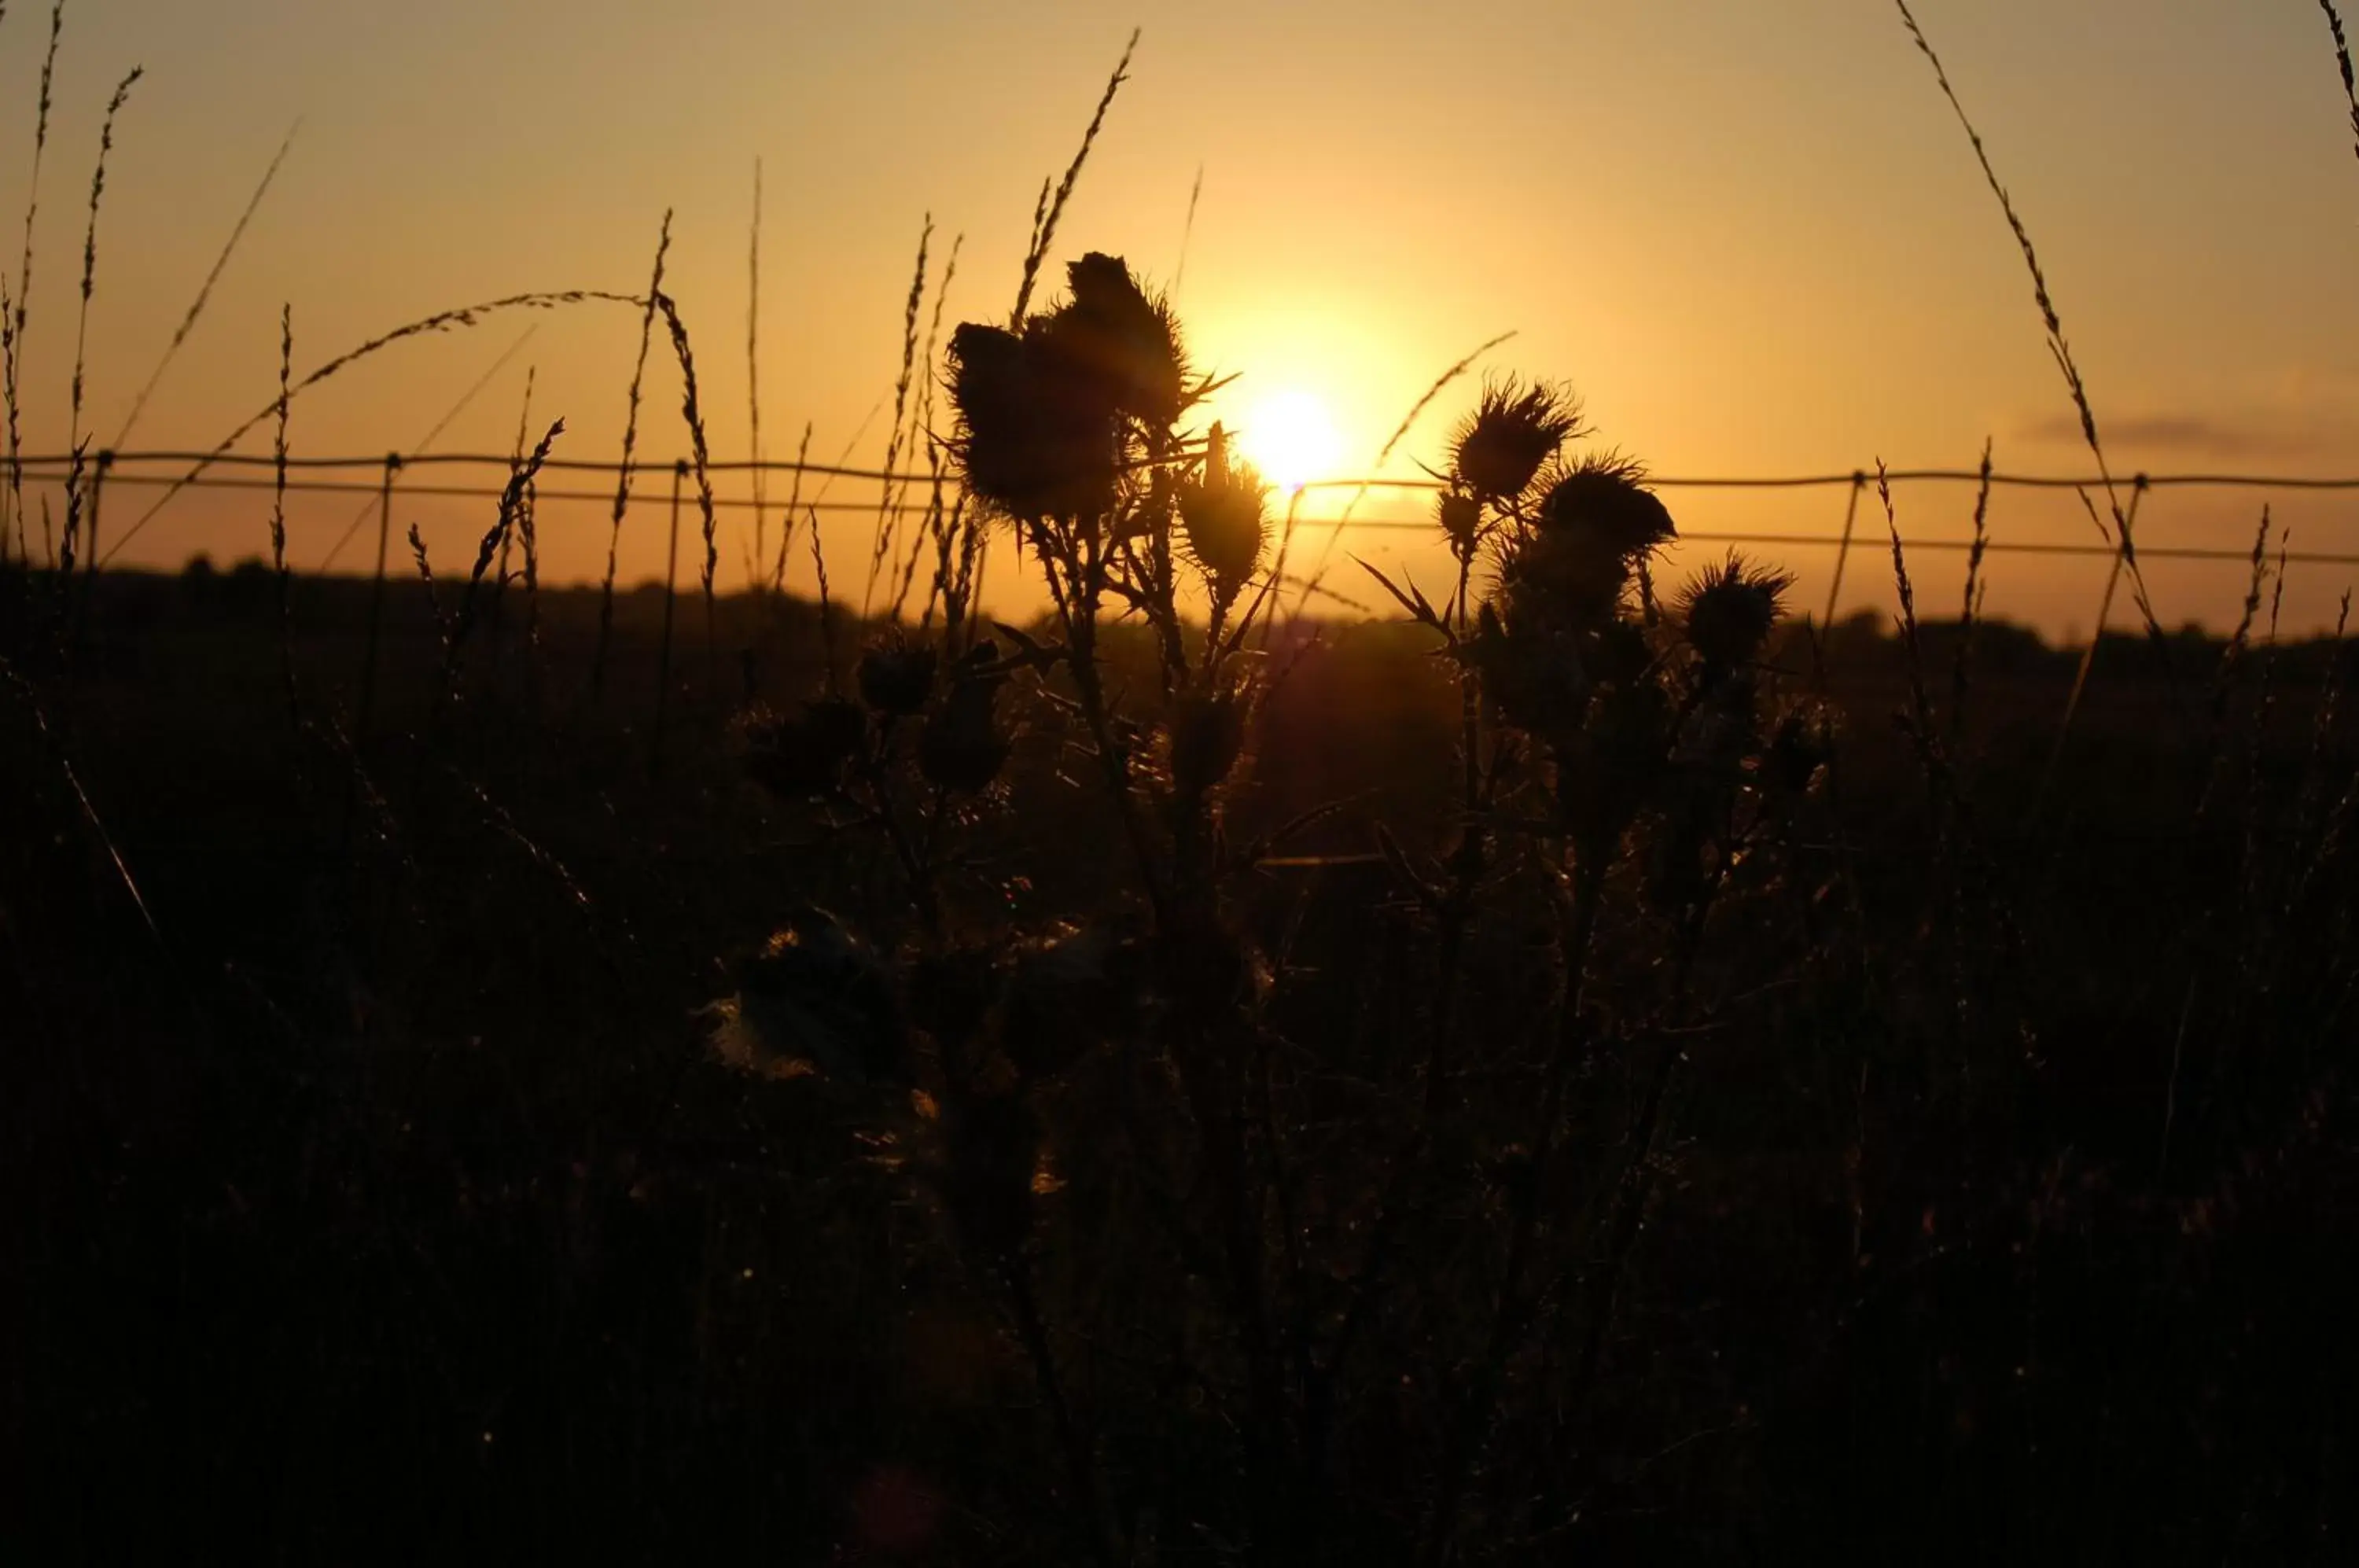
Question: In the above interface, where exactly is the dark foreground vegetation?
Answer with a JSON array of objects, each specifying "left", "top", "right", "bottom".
[{"left": 5, "top": 422, "right": 2355, "bottom": 1568}]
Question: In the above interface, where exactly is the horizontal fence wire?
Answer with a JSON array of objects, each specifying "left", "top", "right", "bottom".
[{"left": 3, "top": 450, "right": 2353, "bottom": 569}]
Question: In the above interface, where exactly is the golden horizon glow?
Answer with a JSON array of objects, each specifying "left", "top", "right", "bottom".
[{"left": 1235, "top": 388, "right": 1345, "bottom": 495}]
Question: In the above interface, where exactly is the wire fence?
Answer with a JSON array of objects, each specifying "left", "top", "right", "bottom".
[{"left": 3, "top": 448, "right": 2356, "bottom": 575}]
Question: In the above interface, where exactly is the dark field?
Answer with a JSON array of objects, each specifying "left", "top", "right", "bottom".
[{"left": 4, "top": 554, "right": 2354, "bottom": 1565}]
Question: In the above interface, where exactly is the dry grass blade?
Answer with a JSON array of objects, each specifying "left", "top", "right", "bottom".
[
  {"left": 57, "top": 64, "right": 138, "bottom": 583},
  {"left": 1173, "top": 163, "right": 1205, "bottom": 297},
  {"left": 1, "top": 651, "right": 164, "bottom": 949},
  {"left": 866, "top": 215, "right": 931, "bottom": 617},
  {"left": 4, "top": 0, "right": 67, "bottom": 563},
  {"left": 889, "top": 231, "right": 962, "bottom": 620},
  {"left": 746, "top": 163, "right": 767, "bottom": 591},
  {"left": 64, "top": 67, "right": 140, "bottom": 537},
  {"left": 2321, "top": 1, "right": 2359, "bottom": 169},
  {"left": 1893, "top": 0, "right": 2162, "bottom": 649},
  {"left": 652, "top": 292, "right": 721, "bottom": 655},
  {"left": 1879, "top": 462, "right": 1936, "bottom": 747},
  {"left": 1949, "top": 439, "right": 1993, "bottom": 742},
  {"left": 447, "top": 419, "right": 564, "bottom": 679},
  {"left": 270, "top": 304, "right": 296, "bottom": 717},
  {"left": 102, "top": 288, "right": 645, "bottom": 567},
  {"left": 595, "top": 212, "right": 671, "bottom": 695},
  {"left": 1011, "top": 28, "right": 1139, "bottom": 325},
  {"left": 115, "top": 119, "right": 298, "bottom": 447},
  {"left": 2041, "top": 480, "right": 2147, "bottom": 812},
  {"left": 770, "top": 420, "right": 812, "bottom": 594}
]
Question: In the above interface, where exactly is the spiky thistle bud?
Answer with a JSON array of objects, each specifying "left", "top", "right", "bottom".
[
  {"left": 1438, "top": 491, "right": 1482, "bottom": 558},
  {"left": 1178, "top": 423, "right": 1270, "bottom": 604},
  {"left": 1536, "top": 453, "right": 1676, "bottom": 557},
  {"left": 1676, "top": 553, "right": 1795, "bottom": 672},
  {"left": 920, "top": 642, "right": 1010, "bottom": 794},
  {"left": 948, "top": 321, "right": 1116, "bottom": 522},
  {"left": 1450, "top": 377, "right": 1584, "bottom": 505},
  {"left": 858, "top": 639, "right": 939, "bottom": 716},
  {"left": 742, "top": 697, "right": 866, "bottom": 799}
]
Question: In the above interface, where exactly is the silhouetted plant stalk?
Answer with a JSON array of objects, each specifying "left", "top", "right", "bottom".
[
  {"left": 2, "top": 0, "right": 65, "bottom": 565},
  {"left": 2321, "top": 1, "right": 2359, "bottom": 171},
  {"left": 58, "top": 65, "right": 138, "bottom": 607},
  {"left": 866, "top": 216, "right": 931, "bottom": 618},
  {"left": 745, "top": 162, "right": 766, "bottom": 594},
  {"left": 443, "top": 422, "right": 562, "bottom": 696},
  {"left": 1950, "top": 439, "right": 1994, "bottom": 745},
  {"left": 488, "top": 366, "right": 536, "bottom": 656},
  {"left": 651, "top": 293, "right": 720, "bottom": 675},
  {"left": 594, "top": 212, "right": 670, "bottom": 698},
  {"left": 1893, "top": 0, "right": 2173, "bottom": 763},
  {"left": 268, "top": 306, "right": 296, "bottom": 723}
]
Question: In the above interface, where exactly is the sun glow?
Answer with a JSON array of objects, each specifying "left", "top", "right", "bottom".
[{"left": 1235, "top": 389, "right": 1345, "bottom": 495}]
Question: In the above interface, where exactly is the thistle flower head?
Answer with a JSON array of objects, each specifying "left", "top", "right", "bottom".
[
  {"left": 1449, "top": 377, "right": 1584, "bottom": 505},
  {"left": 1438, "top": 491, "right": 1482, "bottom": 557},
  {"left": 1536, "top": 451, "right": 1676, "bottom": 557},
  {"left": 1178, "top": 422, "right": 1270, "bottom": 602},
  {"left": 858, "top": 637, "right": 939, "bottom": 716},
  {"left": 1035, "top": 252, "right": 1187, "bottom": 429},
  {"left": 742, "top": 697, "right": 866, "bottom": 799},
  {"left": 920, "top": 640, "right": 1011, "bottom": 794},
  {"left": 1676, "top": 552, "right": 1795, "bottom": 670},
  {"left": 948, "top": 320, "right": 1116, "bottom": 521}
]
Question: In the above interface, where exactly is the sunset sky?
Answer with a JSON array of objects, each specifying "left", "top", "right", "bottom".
[{"left": 5, "top": 0, "right": 2357, "bottom": 632}]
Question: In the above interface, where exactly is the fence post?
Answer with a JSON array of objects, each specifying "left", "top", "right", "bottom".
[
  {"left": 355, "top": 452, "right": 403, "bottom": 749},
  {"left": 652, "top": 458, "right": 686, "bottom": 772},
  {"left": 1821, "top": 470, "right": 1867, "bottom": 631}
]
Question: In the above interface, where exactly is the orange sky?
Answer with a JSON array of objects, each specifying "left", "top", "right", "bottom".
[{"left": 3, "top": 0, "right": 2356, "bottom": 634}]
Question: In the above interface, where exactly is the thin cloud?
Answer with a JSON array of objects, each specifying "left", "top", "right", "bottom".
[{"left": 2014, "top": 406, "right": 2359, "bottom": 463}]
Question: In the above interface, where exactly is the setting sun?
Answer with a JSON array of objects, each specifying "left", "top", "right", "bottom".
[{"left": 1235, "top": 389, "right": 1345, "bottom": 494}]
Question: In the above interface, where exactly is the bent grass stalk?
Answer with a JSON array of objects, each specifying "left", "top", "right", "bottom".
[
  {"left": 102, "top": 289, "right": 646, "bottom": 567},
  {"left": 1893, "top": 1, "right": 2166, "bottom": 691}
]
